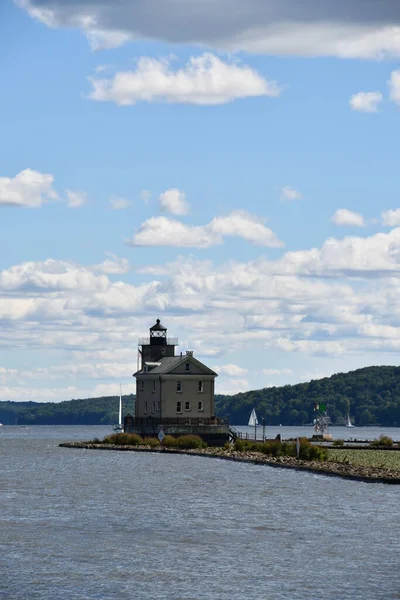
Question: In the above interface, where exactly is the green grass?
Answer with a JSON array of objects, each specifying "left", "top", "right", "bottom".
[{"left": 328, "top": 449, "right": 400, "bottom": 471}]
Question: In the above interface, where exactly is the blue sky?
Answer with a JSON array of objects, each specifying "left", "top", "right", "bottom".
[{"left": 2, "top": 0, "right": 400, "bottom": 401}]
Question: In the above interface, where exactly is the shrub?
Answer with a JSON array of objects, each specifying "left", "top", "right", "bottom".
[
  {"left": 143, "top": 437, "right": 160, "bottom": 448},
  {"left": 261, "top": 441, "right": 281, "bottom": 457},
  {"left": 176, "top": 435, "right": 206, "bottom": 449},
  {"left": 333, "top": 439, "right": 345, "bottom": 447},
  {"left": 234, "top": 439, "right": 246, "bottom": 452},
  {"left": 162, "top": 435, "right": 178, "bottom": 448},
  {"left": 224, "top": 441, "right": 232, "bottom": 450},
  {"left": 370, "top": 435, "right": 393, "bottom": 448},
  {"left": 281, "top": 441, "right": 296, "bottom": 457},
  {"left": 103, "top": 433, "right": 142, "bottom": 446}
]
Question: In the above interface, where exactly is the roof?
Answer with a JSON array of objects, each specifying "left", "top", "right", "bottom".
[
  {"left": 143, "top": 356, "right": 182, "bottom": 374},
  {"left": 134, "top": 355, "right": 218, "bottom": 377},
  {"left": 149, "top": 318, "right": 166, "bottom": 331}
]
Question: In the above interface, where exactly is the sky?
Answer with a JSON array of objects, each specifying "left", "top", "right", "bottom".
[{"left": 1, "top": 0, "right": 400, "bottom": 402}]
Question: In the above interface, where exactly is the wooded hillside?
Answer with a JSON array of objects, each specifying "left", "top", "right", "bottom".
[
  {"left": 0, "top": 395, "right": 135, "bottom": 426},
  {"left": 1, "top": 366, "right": 400, "bottom": 426},
  {"left": 215, "top": 366, "right": 400, "bottom": 426}
]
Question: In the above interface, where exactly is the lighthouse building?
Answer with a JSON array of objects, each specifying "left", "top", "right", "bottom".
[{"left": 125, "top": 319, "right": 229, "bottom": 445}]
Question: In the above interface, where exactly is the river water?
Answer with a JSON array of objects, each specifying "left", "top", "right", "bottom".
[{"left": 1, "top": 426, "right": 399, "bottom": 600}]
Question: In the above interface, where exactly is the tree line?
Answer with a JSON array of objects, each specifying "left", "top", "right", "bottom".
[
  {"left": 1, "top": 366, "right": 400, "bottom": 426},
  {"left": 215, "top": 366, "right": 400, "bottom": 426},
  {"left": 0, "top": 395, "right": 135, "bottom": 426}
]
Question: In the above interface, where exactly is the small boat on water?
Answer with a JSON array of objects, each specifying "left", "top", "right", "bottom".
[
  {"left": 248, "top": 408, "right": 259, "bottom": 427},
  {"left": 346, "top": 413, "right": 354, "bottom": 428},
  {"left": 113, "top": 385, "right": 124, "bottom": 433}
]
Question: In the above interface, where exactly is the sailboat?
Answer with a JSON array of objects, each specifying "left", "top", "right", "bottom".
[
  {"left": 113, "top": 385, "right": 124, "bottom": 433},
  {"left": 346, "top": 413, "right": 354, "bottom": 428},
  {"left": 248, "top": 408, "right": 259, "bottom": 427}
]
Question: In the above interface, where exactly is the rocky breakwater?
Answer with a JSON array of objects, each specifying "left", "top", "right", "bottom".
[{"left": 59, "top": 442, "right": 400, "bottom": 484}]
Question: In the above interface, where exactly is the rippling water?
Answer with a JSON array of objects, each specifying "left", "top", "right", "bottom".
[{"left": 1, "top": 426, "right": 399, "bottom": 600}]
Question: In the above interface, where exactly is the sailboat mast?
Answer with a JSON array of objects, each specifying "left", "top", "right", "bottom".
[{"left": 119, "top": 384, "right": 122, "bottom": 427}]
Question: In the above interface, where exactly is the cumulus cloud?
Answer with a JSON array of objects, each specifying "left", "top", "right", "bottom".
[
  {"left": 88, "top": 53, "right": 280, "bottom": 106},
  {"left": 66, "top": 189, "right": 87, "bottom": 208},
  {"left": 109, "top": 195, "right": 130, "bottom": 210},
  {"left": 127, "top": 211, "right": 283, "bottom": 248},
  {"left": 281, "top": 186, "right": 302, "bottom": 201},
  {"left": 349, "top": 91, "right": 383, "bottom": 113},
  {"left": 381, "top": 208, "right": 400, "bottom": 227},
  {"left": 0, "top": 259, "right": 109, "bottom": 292},
  {"left": 214, "top": 364, "right": 248, "bottom": 377},
  {"left": 331, "top": 209, "right": 365, "bottom": 227},
  {"left": 18, "top": 0, "right": 400, "bottom": 59},
  {"left": 159, "top": 188, "right": 189, "bottom": 215},
  {"left": 388, "top": 69, "right": 400, "bottom": 104},
  {"left": 93, "top": 254, "right": 130, "bottom": 275},
  {"left": 262, "top": 368, "right": 293, "bottom": 376},
  {"left": 0, "top": 168, "right": 57, "bottom": 207}
]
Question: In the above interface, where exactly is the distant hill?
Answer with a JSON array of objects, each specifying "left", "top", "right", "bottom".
[
  {"left": 215, "top": 366, "right": 400, "bottom": 426},
  {"left": 1, "top": 366, "right": 400, "bottom": 426},
  {"left": 0, "top": 395, "right": 135, "bottom": 426}
]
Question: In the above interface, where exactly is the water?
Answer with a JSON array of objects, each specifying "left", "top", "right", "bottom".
[
  {"left": 1, "top": 426, "right": 399, "bottom": 600},
  {"left": 237, "top": 424, "right": 400, "bottom": 442}
]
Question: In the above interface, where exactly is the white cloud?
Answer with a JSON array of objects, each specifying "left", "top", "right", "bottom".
[
  {"left": 381, "top": 209, "right": 400, "bottom": 227},
  {"left": 388, "top": 69, "right": 400, "bottom": 105},
  {"left": 85, "top": 28, "right": 133, "bottom": 51},
  {"left": 159, "top": 188, "right": 189, "bottom": 215},
  {"left": 214, "top": 364, "right": 248, "bottom": 377},
  {"left": 127, "top": 211, "right": 283, "bottom": 248},
  {"left": 140, "top": 190, "right": 151, "bottom": 203},
  {"left": 18, "top": 0, "right": 400, "bottom": 59},
  {"left": 66, "top": 189, "right": 87, "bottom": 208},
  {"left": 0, "top": 259, "right": 109, "bottom": 292},
  {"left": 88, "top": 53, "right": 281, "bottom": 106},
  {"left": 262, "top": 368, "right": 293, "bottom": 376},
  {"left": 109, "top": 195, "right": 130, "bottom": 210},
  {"left": 0, "top": 168, "right": 57, "bottom": 207},
  {"left": 331, "top": 209, "right": 365, "bottom": 227},
  {"left": 217, "top": 379, "right": 249, "bottom": 395},
  {"left": 349, "top": 91, "right": 383, "bottom": 113},
  {"left": 93, "top": 254, "right": 130, "bottom": 275},
  {"left": 281, "top": 186, "right": 302, "bottom": 201}
]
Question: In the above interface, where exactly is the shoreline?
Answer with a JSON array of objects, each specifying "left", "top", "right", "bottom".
[{"left": 59, "top": 442, "right": 400, "bottom": 485}]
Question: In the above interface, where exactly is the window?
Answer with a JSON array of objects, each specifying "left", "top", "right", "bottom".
[
  {"left": 152, "top": 380, "right": 156, "bottom": 393},
  {"left": 145, "top": 401, "right": 148, "bottom": 414},
  {"left": 156, "top": 400, "right": 160, "bottom": 411},
  {"left": 176, "top": 380, "right": 182, "bottom": 393},
  {"left": 161, "top": 348, "right": 166, "bottom": 354},
  {"left": 176, "top": 401, "right": 182, "bottom": 414},
  {"left": 198, "top": 381, "right": 204, "bottom": 393},
  {"left": 185, "top": 401, "right": 191, "bottom": 411},
  {"left": 152, "top": 401, "right": 156, "bottom": 413},
  {"left": 198, "top": 401, "right": 204, "bottom": 411},
  {"left": 144, "top": 365, "right": 148, "bottom": 373},
  {"left": 185, "top": 363, "right": 190, "bottom": 372},
  {"left": 140, "top": 380, "right": 144, "bottom": 391}
]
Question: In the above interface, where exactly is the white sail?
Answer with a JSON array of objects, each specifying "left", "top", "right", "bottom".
[
  {"left": 346, "top": 413, "right": 354, "bottom": 428},
  {"left": 248, "top": 408, "right": 259, "bottom": 427}
]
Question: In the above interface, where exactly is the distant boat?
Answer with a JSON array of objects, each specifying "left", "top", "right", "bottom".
[
  {"left": 346, "top": 413, "right": 354, "bottom": 428},
  {"left": 248, "top": 409, "right": 259, "bottom": 427},
  {"left": 113, "top": 385, "right": 124, "bottom": 433}
]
